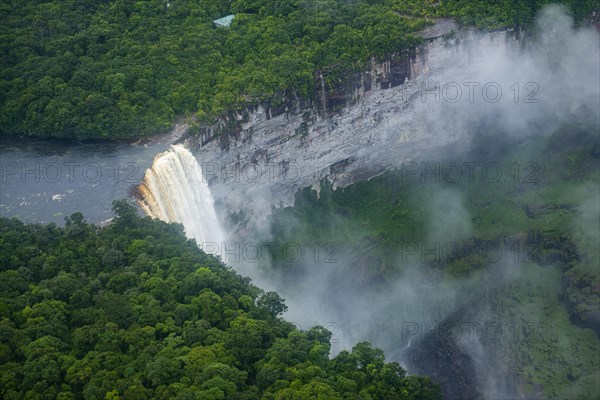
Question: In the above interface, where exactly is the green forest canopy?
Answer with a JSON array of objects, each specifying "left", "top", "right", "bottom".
[
  {"left": 0, "top": 0, "right": 597, "bottom": 140},
  {"left": 0, "top": 200, "right": 442, "bottom": 399}
]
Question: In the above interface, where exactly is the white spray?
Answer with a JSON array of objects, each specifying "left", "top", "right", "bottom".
[{"left": 136, "top": 144, "right": 227, "bottom": 253}]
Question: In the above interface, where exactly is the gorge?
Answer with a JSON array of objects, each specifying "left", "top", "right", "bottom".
[{"left": 130, "top": 7, "right": 600, "bottom": 399}]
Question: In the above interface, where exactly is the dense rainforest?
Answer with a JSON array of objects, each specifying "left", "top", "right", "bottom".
[
  {"left": 0, "top": 200, "right": 442, "bottom": 399},
  {"left": 1, "top": 0, "right": 597, "bottom": 140}
]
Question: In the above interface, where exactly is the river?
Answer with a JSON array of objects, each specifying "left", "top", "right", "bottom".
[{"left": 0, "top": 136, "right": 171, "bottom": 224}]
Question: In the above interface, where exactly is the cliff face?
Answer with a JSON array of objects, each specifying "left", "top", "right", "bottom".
[{"left": 188, "top": 25, "right": 515, "bottom": 235}]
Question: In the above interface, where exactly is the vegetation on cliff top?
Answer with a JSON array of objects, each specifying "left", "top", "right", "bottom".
[
  {"left": 1, "top": 0, "right": 597, "bottom": 140},
  {"left": 0, "top": 200, "right": 442, "bottom": 399}
]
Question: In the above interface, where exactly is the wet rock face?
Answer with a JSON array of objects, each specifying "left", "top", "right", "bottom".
[
  {"left": 403, "top": 289, "right": 523, "bottom": 400},
  {"left": 407, "top": 327, "right": 525, "bottom": 400},
  {"left": 406, "top": 326, "right": 482, "bottom": 400}
]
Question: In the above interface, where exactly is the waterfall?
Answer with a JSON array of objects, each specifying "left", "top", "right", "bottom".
[{"left": 136, "top": 144, "right": 226, "bottom": 253}]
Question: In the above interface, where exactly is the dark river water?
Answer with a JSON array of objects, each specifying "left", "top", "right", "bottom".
[{"left": 0, "top": 137, "right": 170, "bottom": 224}]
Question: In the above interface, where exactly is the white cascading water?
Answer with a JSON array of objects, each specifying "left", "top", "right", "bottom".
[{"left": 136, "top": 144, "right": 227, "bottom": 254}]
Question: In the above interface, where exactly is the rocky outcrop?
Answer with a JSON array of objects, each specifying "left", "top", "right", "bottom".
[
  {"left": 563, "top": 269, "right": 600, "bottom": 336},
  {"left": 405, "top": 315, "right": 483, "bottom": 400}
]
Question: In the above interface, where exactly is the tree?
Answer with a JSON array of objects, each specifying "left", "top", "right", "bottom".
[
  {"left": 256, "top": 291, "right": 288, "bottom": 317},
  {"left": 112, "top": 200, "right": 139, "bottom": 229}
]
